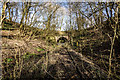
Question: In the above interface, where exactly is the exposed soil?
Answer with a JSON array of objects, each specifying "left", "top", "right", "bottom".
[
  {"left": 1, "top": 29, "right": 120, "bottom": 79},
  {"left": 2, "top": 36, "right": 107, "bottom": 79}
]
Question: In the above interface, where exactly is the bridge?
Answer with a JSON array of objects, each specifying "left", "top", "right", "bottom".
[
  {"left": 55, "top": 36, "right": 69, "bottom": 43},
  {"left": 55, "top": 31, "right": 70, "bottom": 43},
  {"left": 48, "top": 31, "right": 70, "bottom": 43}
]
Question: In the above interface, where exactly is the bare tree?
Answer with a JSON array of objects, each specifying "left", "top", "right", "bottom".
[
  {"left": 19, "top": 2, "right": 31, "bottom": 31},
  {"left": 0, "top": 0, "right": 9, "bottom": 28}
]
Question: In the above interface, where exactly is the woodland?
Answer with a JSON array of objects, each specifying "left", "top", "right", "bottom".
[{"left": 0, "top": 1, "right": 120, "bottom": 80}]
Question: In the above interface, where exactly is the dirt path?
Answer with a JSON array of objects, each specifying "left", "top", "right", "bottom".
[
  {"left": 24, "top": 43, "right": 107, "bottom": 79},
  {"left": 42, "top": 45, "right": 107, "bottom": 79},
  {"left": 2, "top": 37, "right": 107, "bottom": 79}
]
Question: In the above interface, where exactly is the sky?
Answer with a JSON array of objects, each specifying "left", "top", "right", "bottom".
[
  {"left": 0, "top": 2, "right": 76, "bottom": 31},
  {"left": 0, "top": 2, "right": 97, "bottom": 31},
  {"left": 1, "top": 1, "right": 115, "bottom": 31},
  {"left": 7, "top": 0, "right": 120, "bottom": 2}
]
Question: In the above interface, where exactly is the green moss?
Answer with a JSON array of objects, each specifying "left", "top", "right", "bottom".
[
  {"left": 4, "top": 58, "right": 13, "bottom": 63},
  {"left": 36, "top": 47, "right": 45, "bottom": 52},
  {"left": 23, "top": 52, "right": 36, "bottom": 59}
]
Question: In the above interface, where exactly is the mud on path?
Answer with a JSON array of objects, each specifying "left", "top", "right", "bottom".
[{"left": 2, "top": 37, "right": 107, "bottom": 79}]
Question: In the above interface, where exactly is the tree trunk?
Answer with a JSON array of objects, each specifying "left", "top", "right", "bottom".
[{"left": 1, "top": 0, "right": 9, "bottom": 28}]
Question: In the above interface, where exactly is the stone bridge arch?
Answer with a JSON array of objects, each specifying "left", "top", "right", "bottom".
[{"left": 55, "top": 36, "right": 69, "bottom": 43}]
